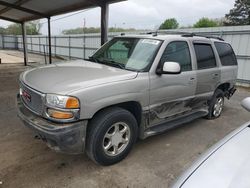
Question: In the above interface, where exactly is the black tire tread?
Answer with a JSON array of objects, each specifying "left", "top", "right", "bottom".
[
  {"left": 86, "top": 107, "right": 137, "bottom": 165},
  {"left": 206, "top": 89, "right": 224, "bottom": 120}
]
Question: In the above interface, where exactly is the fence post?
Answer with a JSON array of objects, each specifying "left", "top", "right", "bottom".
[
  {"left": 2, "top": 35, "right": 4, "bottom": 49},
  {"left": 43, "top": 44, "right": 47, "bottom": 65},
  {"left": 15, "top": 35, "right": 18, "bottom": 49},
  {"left": 69, "top": 36, "right": 71, "bottom": 59},
  {"left": 39, "top": 36, "right": 41, "bottom": 53},
  {"left": 83, "top": 34, "right": 86, "bottom": 59},
  {"left": 54, "top": 36, "right": 56, "bottom": 56},
  {"left": 30, "top": 36, "right": 33, "bottom": 52}
]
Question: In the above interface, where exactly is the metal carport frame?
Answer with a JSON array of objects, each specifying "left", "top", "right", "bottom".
[{"left": 0, "top": 0, "right": 126, "bottom": 66}]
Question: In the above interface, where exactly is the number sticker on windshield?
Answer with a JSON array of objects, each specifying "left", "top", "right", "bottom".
[{"left": 142, "top": 39, "right": 160, "bottom": 45}]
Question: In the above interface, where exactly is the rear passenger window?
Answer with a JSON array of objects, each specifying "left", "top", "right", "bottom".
[
  {"left": 160, "top": 41, "right": 192, "bottom": 71},
  {"left": 215, "top": 42, "right": 237, "bottom": 66},
  {"left": 194, "top": 44, "right": 217, "bottom": 70}
]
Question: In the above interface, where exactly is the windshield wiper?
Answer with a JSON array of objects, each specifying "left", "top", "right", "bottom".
[
  {"left": 88, "top": 56, "right": 100, "bottom": 63},
  {"left": 100, "top": 59, "right": 125, "bottom": 70},
  {"left": 88, "top": 57, "right": 126, "bottom": 70}
]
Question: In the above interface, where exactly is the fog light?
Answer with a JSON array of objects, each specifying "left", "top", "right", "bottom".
[{"left": 47, "top": 109, "right": 74, "bottom": 119}]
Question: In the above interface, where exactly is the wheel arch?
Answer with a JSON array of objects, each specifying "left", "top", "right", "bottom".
[
  {"left": 216, "top": 82, "right": 230, "bottom": 92},
  {"left": 89, "top": 101, "right": 143, "bottom": 128}
]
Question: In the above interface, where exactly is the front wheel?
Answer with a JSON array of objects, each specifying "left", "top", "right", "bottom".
[
  {"left": 206, "top": 89, "right": 224, "bottom": 119},
  {"left": 86, "top": 107, "right": 138, "bottom": 166}
]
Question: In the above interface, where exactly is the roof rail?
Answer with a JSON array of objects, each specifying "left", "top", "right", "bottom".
[
  {"left": 143, "top": 31, "right": 224, "bottom": 41},
  {"left": 145, "top": 31, "right": 158, "bottom": 36},
  {"left": 182, "top": 33, "right": 224, "bottom": 41},
  {"left": 157, "top": 31, "right": 192, "bottom": 35}
]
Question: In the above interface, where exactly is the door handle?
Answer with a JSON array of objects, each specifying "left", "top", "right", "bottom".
[
  {"left": 213, "top": 73, "right": 219, "bottom": 79},
  {"left": 189, "top": 77, "right": 195, "bottom": 84}
]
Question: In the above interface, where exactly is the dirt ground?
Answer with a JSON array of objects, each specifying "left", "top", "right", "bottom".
[{"left": 0, "top": 63, "right": 250, "bottom": 188}]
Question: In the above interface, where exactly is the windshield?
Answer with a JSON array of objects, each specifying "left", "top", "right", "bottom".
[{"left": 89, "top": 38, "right": 162, "bottom": 71}]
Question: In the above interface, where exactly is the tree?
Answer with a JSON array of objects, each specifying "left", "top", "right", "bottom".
[
  {"left": 224, "top": 0, "right": 250, "bottom": 26},
  {"left": 0, "top": 27, "right": 5, "bottom": 34},
  {"left": 159, "top": 18, "right": 179, "bottom": 29},
  {"left": 193, "top": 17, "right": 218, "bottom": 28},
  {"left": 2, "top": 21, "right": 41, "bottom": 35},
  {"left": 62, "top": 27, "right": 136, "bottom": 34}
]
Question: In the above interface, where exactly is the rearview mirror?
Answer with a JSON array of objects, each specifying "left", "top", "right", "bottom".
[
  {"left": 156, "top": 62, "right": 181, "bottom": 75},
  {"left": 241, "top": 97, "right": 250, "bottom": 112}
]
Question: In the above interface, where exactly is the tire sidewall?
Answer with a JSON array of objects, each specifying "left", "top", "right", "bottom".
[
  {"left": 208, "top": 89, "right": 224, "bottom": 119},
  {"left": 91, "top": 110, "right": 138, "bottom": 165}
]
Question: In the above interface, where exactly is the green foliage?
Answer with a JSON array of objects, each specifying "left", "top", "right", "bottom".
[
  {"left": 0, "top": 27, "right": 5, "bottom": 34},
  {"left": 193, "top": 17, "right": 218, "bottom": 28},
  {"left": 159, "top": 18, "right": 179, "bottom": 29},
  {"left": 0, "top": 21, "right": 41, "bottom": 35},
  {"left": 224, "top": 0, "right": 250, "bottom": 26},
  {"left": 62, "top": 27, "right": 136, "bottom": 34}
]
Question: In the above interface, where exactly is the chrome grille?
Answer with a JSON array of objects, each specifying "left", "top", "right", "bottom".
[{"left": 20, "top": 82, "right": 44, "bottom": 115}]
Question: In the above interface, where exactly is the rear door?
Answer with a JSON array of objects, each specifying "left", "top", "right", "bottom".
[{"left": 193, "top": 42, "right": 220, "bottom": 100}]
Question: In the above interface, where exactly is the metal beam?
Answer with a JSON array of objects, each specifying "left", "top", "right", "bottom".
[
  {"left": 47, "top": 17, "right": 52, "bottom": 64},
  {"left": 0, "top": 0, "right": 31, "bottom": 15},
  {"left": 21, "top": 22, "right": 28, "bottom": 66},
  {"left": 0, "top": 15, "right": 22, "bottom": 23},
  {"left": 100, "top": 3, "right": 109, "bottom": 45},
  {"left": 0, "top": 0, "right": 48, "bottom": 18}
]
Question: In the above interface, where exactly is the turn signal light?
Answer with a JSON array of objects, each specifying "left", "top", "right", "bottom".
[
  {"left": 66, "top": 97, "right": 80, "bottom": 109},
  {"left": 47, "top": 109, "right": 73, "bottom": 119}
]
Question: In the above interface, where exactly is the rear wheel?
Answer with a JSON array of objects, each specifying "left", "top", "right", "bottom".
[
  {"left": 206, "top": 89, "right": 224, "bottom": 119},
  {"left": 86, "top": 107, "right": 138, "bottom": 166}
]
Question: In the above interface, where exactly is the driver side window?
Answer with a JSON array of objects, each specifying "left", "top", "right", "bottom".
[{"left": 160, "top": 41, "right": 192, "bottom": 71}]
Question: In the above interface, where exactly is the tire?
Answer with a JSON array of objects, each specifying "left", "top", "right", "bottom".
[
  {"left": 206, "top": 89, "right": 224, "bottom": 119},
  {"left": 86, "top": 107, "right": 138, "bottom": 166}
]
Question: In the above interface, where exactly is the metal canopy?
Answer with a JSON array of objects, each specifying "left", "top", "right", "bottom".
[{"left": 0, "top": 0, "right": 126, "bottom": 65}]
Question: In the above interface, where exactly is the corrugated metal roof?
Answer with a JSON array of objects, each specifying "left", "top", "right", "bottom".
[{"left": 0, "top": 0, "right": 125, "bottom": 23}]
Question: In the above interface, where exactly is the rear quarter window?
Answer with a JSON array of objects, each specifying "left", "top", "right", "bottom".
[{"left": 214, "top": 42, "right": 237, "bottom": 66}]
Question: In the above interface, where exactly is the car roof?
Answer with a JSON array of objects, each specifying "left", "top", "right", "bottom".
[{"left": 115, "top": 34, "right": 227, "bottom": 43}]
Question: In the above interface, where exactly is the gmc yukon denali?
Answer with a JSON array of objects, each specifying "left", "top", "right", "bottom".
[{"left": 17, "top": 33, "right": 238, "bottom": 165}]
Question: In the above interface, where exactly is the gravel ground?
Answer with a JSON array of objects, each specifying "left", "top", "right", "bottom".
[{"left": 0, "top": 64, "right": 250, "bottom": 188}]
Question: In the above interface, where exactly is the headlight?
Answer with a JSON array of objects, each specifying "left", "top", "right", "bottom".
[
  {"left": 45, "top": 94, "right": 80, "bottom": 122},
  {"left": 46, "top": 94, "right": 80, "bottom": 109}
]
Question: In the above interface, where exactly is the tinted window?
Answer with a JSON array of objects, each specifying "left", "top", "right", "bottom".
[
  {"left": 215, "top": 42, "right": 237, "bottom": 66},
  {"left": 160, "top": 41, "right": 192, "bottom": 71},
  {"left": 194, "top": 44, "right": 217, "bottom": 70}
]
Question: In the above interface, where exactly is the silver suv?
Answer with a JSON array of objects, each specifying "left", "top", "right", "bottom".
[{"left": 17, "top": 33, "right": 238, "bottom": 165}]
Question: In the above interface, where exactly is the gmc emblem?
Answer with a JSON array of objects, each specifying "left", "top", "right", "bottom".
[{"left": 22, "top": 90, "right": 31, "bottom": 102}]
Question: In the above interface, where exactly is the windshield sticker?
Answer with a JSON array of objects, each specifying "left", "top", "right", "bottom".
[{"left": 142, "top": 39, "right": 160, "bottom": 45}]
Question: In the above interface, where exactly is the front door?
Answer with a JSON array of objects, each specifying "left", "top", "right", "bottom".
[{"left": 149, "top": 41, "right": 197, "bottom": 127}]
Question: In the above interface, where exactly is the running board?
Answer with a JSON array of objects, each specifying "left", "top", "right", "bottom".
[{"left": 145, "top": 110, "right": 208, "bottom": 137}]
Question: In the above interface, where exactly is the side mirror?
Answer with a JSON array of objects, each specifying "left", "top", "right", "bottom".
[
  {"left": 241, "top": 97, "right": 250, "bottom": 112},
  {"left": 156, "top": 62, "right": 181, "bottom": 75}
]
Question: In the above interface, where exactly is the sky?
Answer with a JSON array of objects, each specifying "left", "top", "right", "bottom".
[{"left": 0, "top": 0, "right": 236, "bottom": 35}]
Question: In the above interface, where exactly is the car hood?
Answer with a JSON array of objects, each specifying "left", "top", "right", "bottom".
[
  {"left": 21, "top": 60, "right": 138, "bottom": 94},
  {"left": 173, "top": 122, "right": 250, "bottom": 188}
]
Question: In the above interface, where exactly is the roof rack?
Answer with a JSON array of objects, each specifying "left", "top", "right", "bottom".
[
  {"left": 182, "top": 33, "right": 224, "bottom": 41},
  {"left": 145, "top": 30, "right": 192, "bottom": 37},
  {"left": 143, "top": 31, "right": 224, "bottom": 41},
  {"left": 145, "top": 31, "right": 158, "bottom": 36},
  {"left": 157, "top": 31, "right": 192, "bottom": 35}
]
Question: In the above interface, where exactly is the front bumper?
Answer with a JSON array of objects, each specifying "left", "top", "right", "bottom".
[{"left": 17, "top": 94, "right": 88, "bottom": 154}]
